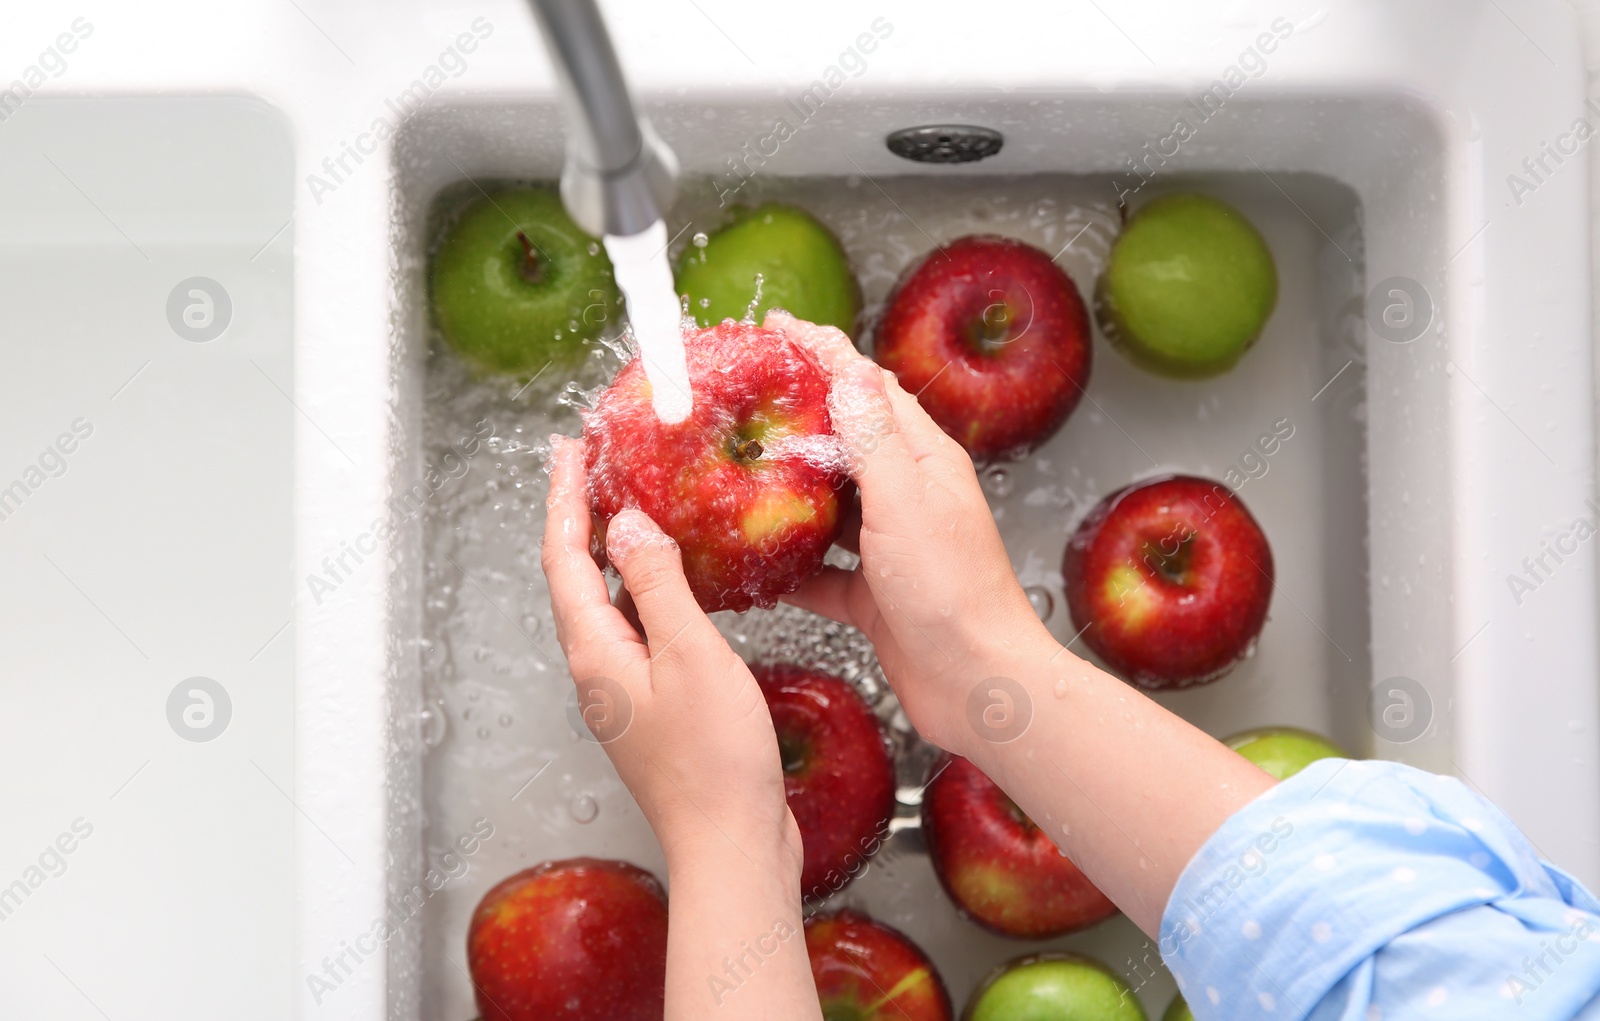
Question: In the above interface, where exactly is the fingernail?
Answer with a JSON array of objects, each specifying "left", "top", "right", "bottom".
[
  {"left": 546, "top": 433, "right": 576, "bottom": 468},
  {"left": 606, "top": 508, "right": 676, "bottom": 561}
]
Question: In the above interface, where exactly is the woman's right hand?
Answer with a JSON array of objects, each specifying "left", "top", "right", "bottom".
[{"left": 765, "top": 311, "right": 1058, "bottom": 756}]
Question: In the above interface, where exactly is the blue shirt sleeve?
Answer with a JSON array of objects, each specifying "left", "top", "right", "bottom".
[{"left": 1158, "top": 758, "right": 1600, "bottom": 1020}]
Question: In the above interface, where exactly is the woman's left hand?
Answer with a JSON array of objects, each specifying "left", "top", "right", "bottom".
[{"left": 540, "top": 434, "right": 802, "bottom": 873}]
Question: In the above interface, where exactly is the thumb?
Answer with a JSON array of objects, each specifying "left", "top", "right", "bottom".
[{"left": 605, "top": 509, "right": 712, "bottom": 659}]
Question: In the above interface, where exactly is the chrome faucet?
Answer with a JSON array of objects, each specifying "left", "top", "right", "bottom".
[{"left": 525, "top": 0, "right": 678, "bottom": 238}]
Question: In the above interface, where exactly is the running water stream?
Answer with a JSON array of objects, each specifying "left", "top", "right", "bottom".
[{"left": 604, "top": 221, "right": 693, "bottom": 423}]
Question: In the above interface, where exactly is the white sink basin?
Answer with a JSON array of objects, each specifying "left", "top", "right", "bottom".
[{"left": 2, "top": 1, "right": 1596, "bottom": 1018}]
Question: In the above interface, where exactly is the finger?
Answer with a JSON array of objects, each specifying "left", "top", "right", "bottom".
[
  {"left": 605, "top": 509, "right": 717, "bottom": 663},
  {"left": 541, "top": 435, "right": 641, "bottom": 654},
  {"left": 783, "top": 565, "right": 879, "bottom": 637},
  {"left": 762, "top": 310, "right": 864, "bottom": 378},
  {"left": 827, "top": 358, "right": 925, "bottom": 500},
  {"left": 764, "top": 308, "right": 964, "bottom": 472},
  {"left": 881, "top": 368, "right": 973, "bottom": 467}
]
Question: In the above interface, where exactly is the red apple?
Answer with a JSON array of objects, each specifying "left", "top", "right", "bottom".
[
  {"left": 873, "top": 234, "right": 1091, "bottom": 460},
  {"left": 806, "top": 909, "right": 953, "bottom": 1021},
  {"left": 466, "top": 858, "right": 667, "bottom": 1021},
  {"left": 583, "top": 320, "right": 852, "bottom": 613},
  {"left": 1063, "top": 474, "right": 1273, "bottom": 689},
  {"left": 922, "top": 755, "right": 1117, "bottom": 939},
  {"left": 755, "top": 664, "right": 895, "bottom": 902}
]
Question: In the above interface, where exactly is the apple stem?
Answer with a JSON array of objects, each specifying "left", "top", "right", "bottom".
[
  {"left": 733, "top": 438, "right": 764, "bottom": 463},
  {"left": 515, "top": 230, "right": 544, "bottom": 284}
]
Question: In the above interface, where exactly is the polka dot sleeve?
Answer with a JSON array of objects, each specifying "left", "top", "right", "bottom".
[{"left": 1158, "top": 758, "right": 1600, "bottom": 1020}]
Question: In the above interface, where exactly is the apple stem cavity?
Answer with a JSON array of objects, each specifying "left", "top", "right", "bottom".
[
  {"left": 968, "top": 298, "right": 1024, "bottom": 354},
  {"left": 514, "top": 230, "right": 545, "bottom": 285},
  {"left": 733, "top": 438, "right": 765, "bottom": 464},
  {"left": 1141, "top": 532, "right": 1196, "bottom": 584}
]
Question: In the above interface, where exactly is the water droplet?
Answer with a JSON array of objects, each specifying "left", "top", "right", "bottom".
[
  {"left": 1053, "top": 677, "right": 1069, "bottom": 699},
  {"left": 476, "top": 726, "right": 490, "bottom": 739},
  {"left": 570, "top": 793, "right": 599, "bottom": 824},
  {"left": 692, "top": 231, "right": 709, "bottom": 248},
  {"left": 419, "top": 702, "right": 447, "bottom": 747},
  {"left": 1025, "top": 585, "right": 1055, "bottom": 621},
  {"left": 981, "top": 465, "right": 1014, "bottom": 497},
  {"left": 499, "top": 713, "right": 514, "bottom": 727},
  {"left": 586, "top": 242, "right": 600, "bottom": 256}
]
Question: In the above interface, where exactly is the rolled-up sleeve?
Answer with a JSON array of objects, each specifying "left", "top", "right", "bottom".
[{"left": 1159, "top": 758, "right": 1600, "bottom": 1019}]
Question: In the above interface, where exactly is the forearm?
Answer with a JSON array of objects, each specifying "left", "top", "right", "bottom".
[
  {"left": 958, "top": 635, "right": 1276, "bottom": 936},
  {"left": 662, "top": 833, "right": 820, "bottom": 1021}
]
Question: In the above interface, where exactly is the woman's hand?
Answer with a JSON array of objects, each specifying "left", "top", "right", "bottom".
[
  {"left": 766, "top": 311, "right": 1057, "bottom": 757},
  {"left": 541, "top": 434, "right": 799, "bottom": 866},
  {"left": 542, "top": 435, "right": 821, "bottom": 1020},
  {"left": 767, "top": 312, "right": 1275, "bottom": 937}
]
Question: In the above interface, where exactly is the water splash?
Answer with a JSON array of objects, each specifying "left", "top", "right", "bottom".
[{"left": 603, "top": 221, "right": 692, "bottom": 423}]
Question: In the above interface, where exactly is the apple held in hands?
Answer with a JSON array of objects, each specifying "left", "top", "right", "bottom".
[
  {"left": 756, "top": 665, "right": 895, "bottom": 902},
  {"left": 806, "top": 909, "right": 953, "bottom": 1021},
  {"left": 874, "top": 235, "right": 1091, "bottom": 461},
  {"left": 922, "top": 755, "right": 1117, "bottom": 939},
  {"left": 466, "top": 858, "right": 667, "bottom": 1021},
  {"left": 583, "top": 320, "right": 853, "bottom": 613},
  {"left": 1064, "top": 475, "right": 1273, "bottom": 690}
]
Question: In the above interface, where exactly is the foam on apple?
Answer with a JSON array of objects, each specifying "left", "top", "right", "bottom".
[{"left": 583, "top": 320, "right": 854, "bottom": 613}]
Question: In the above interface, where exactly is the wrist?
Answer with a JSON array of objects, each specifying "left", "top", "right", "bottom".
[
  {"left": 950, "top": 630, "right": 1080, "bottom": 771},
  {"left": 659, "top": 811, "right": 805, "bottom": 889}
]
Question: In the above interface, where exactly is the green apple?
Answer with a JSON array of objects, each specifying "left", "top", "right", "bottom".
[
  {"left": 1095, "top": 193, "right": 1277, "bottom": 378},
  {"left": 1226, "top": 726, "right": 1345, "bottom": 781},
  {"left": 1163, "top": 993, "right": 1194, "bottom": 1021},
  {"left": 964, "top": 954, "right": 1146, "bottom": 1021},
  {"left": 430, "top": 187, "right": 620, "bottom": 375},
  {"left": 676, "top": 202, "right": 860, "bottom": 335}
]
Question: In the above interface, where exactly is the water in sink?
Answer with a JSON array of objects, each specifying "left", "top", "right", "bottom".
[{"left": 414, "top": 171, "right": 1367, "bottom": 1018}]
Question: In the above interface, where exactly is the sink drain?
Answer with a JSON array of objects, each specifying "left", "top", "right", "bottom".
[{"left": 885, "top": 125, "right": 1004, "bottom": 164}]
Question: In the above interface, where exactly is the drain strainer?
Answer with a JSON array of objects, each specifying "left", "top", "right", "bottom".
[{"left": 885, "top": 125, "right": 1004, "bottom": 164}]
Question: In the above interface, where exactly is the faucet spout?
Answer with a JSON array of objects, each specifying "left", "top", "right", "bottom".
[{"left": 526, "top": 0, "right": 678, "bottom": 238}]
